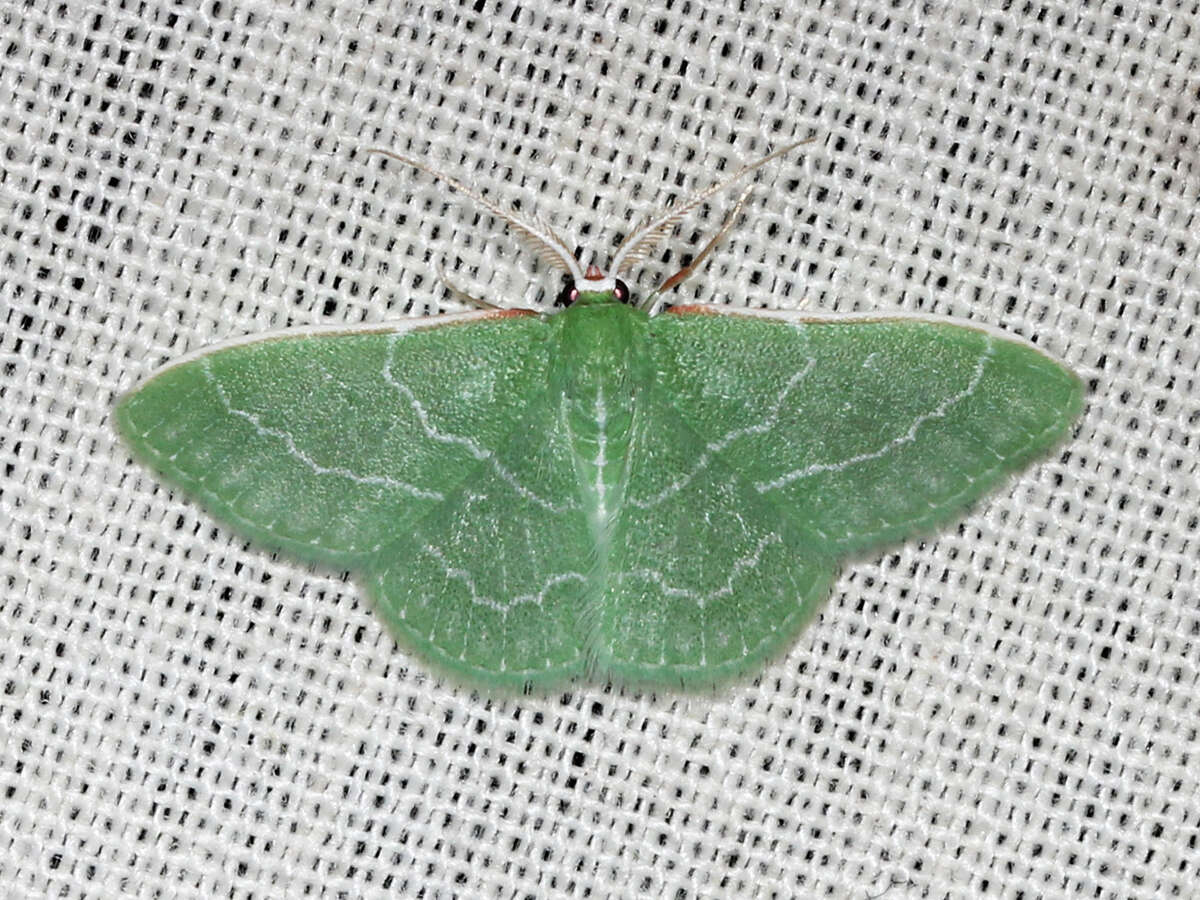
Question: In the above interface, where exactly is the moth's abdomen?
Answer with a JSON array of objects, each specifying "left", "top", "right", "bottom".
[
  {"left": 564, "top": 374, "right": 639, "bottom": 542},
  {"left": 551, "top": 303, "right": 652, "bottom": 557}
]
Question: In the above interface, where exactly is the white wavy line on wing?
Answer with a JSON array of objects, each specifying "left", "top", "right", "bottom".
[
  {"left": 202, "top": 358, "right": 444, "bottom": 500},
  {"left": 617, "top": 533, "right": 782, "bottom": 608},
  {"left": 756, "top": 336, "right": 997, "bottom": 492},
  {"left": 629, "top": 361, "right": 816, "bottom": 510},
  {"left": 422, "top": 544, "right": 587, "bottom": 613},
  {"left": 383, "top": 337, "right": 577, "bottom": 513}
]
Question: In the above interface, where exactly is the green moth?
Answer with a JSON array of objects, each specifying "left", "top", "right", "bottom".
[{"left": 116, "top": 144, "right": 1084, "bottom": 691}]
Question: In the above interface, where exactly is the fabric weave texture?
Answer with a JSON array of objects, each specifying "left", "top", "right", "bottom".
[{"left": 1, "top": 0, "right": 1196, "bottom": 897}]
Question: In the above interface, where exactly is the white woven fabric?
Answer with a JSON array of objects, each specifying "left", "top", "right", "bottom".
[{"left": 2, "top": 0, "right": 1196, "bottom": 896}]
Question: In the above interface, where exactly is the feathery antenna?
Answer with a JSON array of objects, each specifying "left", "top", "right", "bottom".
[
  {"left": 610, "top": 138, "right": 814, "bottom": 279},
  {"left": 367, "top": 148, "right": 585, "bottom": 283}
]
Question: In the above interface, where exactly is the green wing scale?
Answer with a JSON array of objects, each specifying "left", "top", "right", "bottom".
[
  {"left": 117, "top": 298, "right": 1082, "bottom": 690},
  {"left": 649, "top": 309, "right": 1082, "bottom": 554}
]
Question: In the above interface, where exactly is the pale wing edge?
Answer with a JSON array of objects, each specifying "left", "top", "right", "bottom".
[
  {"left": 663, "top": 303, "right": 1083, "bottom": 375},
  {"left": 119, "top": 308, "right": 538, "bottom": 393}
]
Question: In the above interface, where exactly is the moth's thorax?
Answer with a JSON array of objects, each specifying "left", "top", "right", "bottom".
[
  {"left": 550, "top": 297, "right": 652, "bottom": 394},
  {"left": 568, "top": 287, "right": 621, "bottom": 308},
  {"left": 550, "top": 301, "right": 652, "bottom": 555}
]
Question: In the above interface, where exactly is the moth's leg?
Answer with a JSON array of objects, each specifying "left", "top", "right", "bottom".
[
  {"left": 641, "top": 184, "right": 755, "bottom": 310},
  {"left": 436, "top": 262, "right": 503, "bottom": 310}
]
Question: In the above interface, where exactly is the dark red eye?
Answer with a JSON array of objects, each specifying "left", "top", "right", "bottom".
[
  {"left": 614, "top": 279, "right": 630, "bottom": 302},
  {"left": 554, "top": 280, "right": 578, "bottom": 307}
]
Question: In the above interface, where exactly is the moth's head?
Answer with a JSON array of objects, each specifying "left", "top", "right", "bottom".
[{"left": 555, "top": 264, "right": 631, "bottom": 308}]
